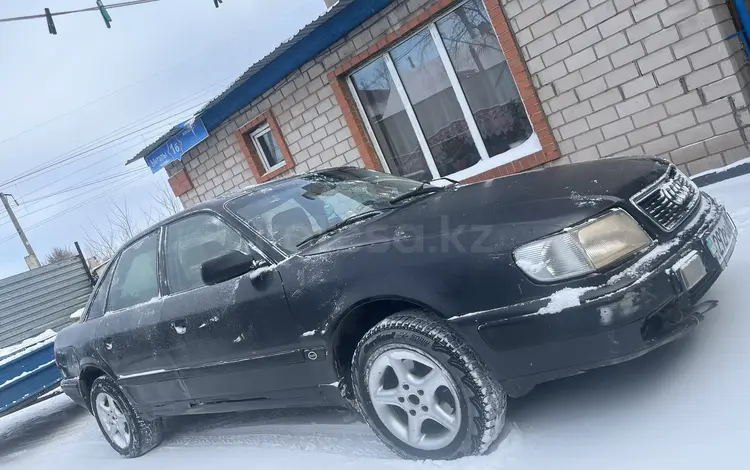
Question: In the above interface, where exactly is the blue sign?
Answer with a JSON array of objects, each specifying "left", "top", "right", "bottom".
[{"left": 145, "top": 117, "right": 209, "bottom": 173}]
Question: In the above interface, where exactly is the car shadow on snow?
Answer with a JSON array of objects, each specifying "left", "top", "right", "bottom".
[
  {"left": 160, "top": 405, "right": 396, "bottom": 458},
  {"left": 157, "top": 332, "right": 704, "bottom": 459},
  {"left": 0, "top": 397, "right": 87, "bottom": 460},
  {"left": 154, "top": 327, "right": 709, "bottom": 460},
  {"left": 502, "top": 329, "right": 702, "bottom": 431}
]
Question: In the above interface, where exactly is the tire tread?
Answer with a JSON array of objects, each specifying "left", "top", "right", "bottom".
[
  {"left": 90, "top": 375, "right": 163, "bottom": 458},
  {"left": 351, "top": 311, "right": 506, "bottom": 459}
]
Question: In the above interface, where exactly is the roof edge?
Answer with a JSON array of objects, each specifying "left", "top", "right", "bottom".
[{"left": 128, "top": 0, "right": 393, "bottom": 168}]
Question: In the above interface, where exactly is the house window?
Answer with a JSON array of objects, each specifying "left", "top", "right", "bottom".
[
  {"left": 235, "top": 110, "right": 295, "bottom": 183},
  {"left": 347, "top": 0, "right": 540, "bottom": 182},
  {"left": 251, "top": 124, "right": 285, "bottom": 171}
]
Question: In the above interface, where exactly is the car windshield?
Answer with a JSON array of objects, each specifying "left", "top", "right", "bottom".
[{"left": 226, "top": 168, "right": 425, "bottom": 252}]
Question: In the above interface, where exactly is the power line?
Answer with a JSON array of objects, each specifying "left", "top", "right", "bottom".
[
  {"left": 0, "top": 166, "right": 151, "bottom": 230},
  {"left": 0, "top": 3, "right": 243, "bottom": 149},
  {"left": 28, "top": 172, "right": 148, "bottom": 228},
  {"left": 0, "top": 100, "right": 205, "bottom": 188},
  {"left": 16, "top": 127, "right": 167, "bottom": 201},
  {"left": 0, "top": 0, "right": 161, "bottom": 24},
  {"left": 21, "top": 168, "right": 149, "bottom": 205},
  {"left": 2, "top": 100, "right": 202, "bottom": 184},
  {"left": 0, "top": 81, "right": 231, "bottom": 230},
  {"left": 0, "top": 172, "right": 149, "bottom": 246},
  {"left": 32, "top": 72, "right": 236, "bottom": 167},
  {"left": 0, "top": 72, "right": 238, "bottom": 189}
]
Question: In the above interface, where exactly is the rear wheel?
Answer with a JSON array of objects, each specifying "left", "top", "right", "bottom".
[
  {"left": 90, "top": 375, "right": 163, "bottom": 458},
  {"left": 351, "top": 311, "right": 506, "bottom": 460}
]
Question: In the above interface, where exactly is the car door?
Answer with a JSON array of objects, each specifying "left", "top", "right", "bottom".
[
  {"left": 160, "top": 212, "right": 304, "bottom": 403},
  {"left": 95, "top": 230, "right": 188, "bottom": 408},
  {"left": 57, "top": 258, "right": 117, "bottom": 382}
]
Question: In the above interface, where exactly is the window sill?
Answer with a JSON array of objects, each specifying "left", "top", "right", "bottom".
[
  {"left": 256, "top": 162, "right": 292, "bottom": 183},
  {"left": 438, "top": 133, "right": 543, "bottom": 183}
]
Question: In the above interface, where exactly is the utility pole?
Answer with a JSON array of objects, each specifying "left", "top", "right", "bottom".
[{"left": 0, "top": 193, "right": 40, "bottom": 270}]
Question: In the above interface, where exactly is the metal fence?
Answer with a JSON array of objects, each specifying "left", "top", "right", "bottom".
[{"left": 0, "top": 256, "right": 94, "bottom": 349}]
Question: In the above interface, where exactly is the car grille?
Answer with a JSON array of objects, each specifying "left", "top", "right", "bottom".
[{"left": 631, "top": 165, "right": 700, "bottom": 232}]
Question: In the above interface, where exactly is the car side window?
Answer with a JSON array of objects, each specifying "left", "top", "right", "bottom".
[
  {"left": 165, "top": 214, "right": 252, "bottom": 293},
  {"left": 106, "top": 232, "right": 160, "bottom": 312},
  {"left": 85, "top": 261, "right": 117, "bottom": 321}
]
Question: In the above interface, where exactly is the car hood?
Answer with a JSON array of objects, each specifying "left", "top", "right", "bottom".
[{"left": 303, "top": 156, "right": 669, "bottom": 255}]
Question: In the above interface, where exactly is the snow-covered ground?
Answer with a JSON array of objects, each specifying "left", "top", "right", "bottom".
[{"left": 3, "top": 174, "right": 750, "bottom": 469}]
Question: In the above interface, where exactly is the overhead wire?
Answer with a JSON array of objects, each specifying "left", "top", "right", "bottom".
[
  {"left": 0, "top": 101, "right": 204, "bottom": 187},
  {"left": 0, "top": 66, "right": 241, "bottom": 237},
  {"left": 0, "top": 167, "right": 149, "bottom": 226},
  {"left": 0, "top": 171, "right": 149, "bottom": 245},
  {"left": 0, "top": 170, "right": 149, "bottom": 230},
  {"left": 0, "top": 0, "right": 249, "bottom": 150},
  {"left": 0, "top": 1, "right": 161, "bottom": 24},
  {"left": 0, "top": 0, "right": 272, "bottom": 246},
  {"left": 16, "top": 127, "right": 168, "bottom": 201},
  {"left": 21, "top": 167, "right": 150, "bottom": 205},
  {"left": 0, "top": 72, "right": 238, "bottom": 189}
]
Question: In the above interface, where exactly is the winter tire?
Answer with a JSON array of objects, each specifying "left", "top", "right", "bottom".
[
  {"left": 351, "top": 310, "right": 507, "bottom": 460},
  {"left": 90, "top": 375, "right": 163, "bottom": 458}
]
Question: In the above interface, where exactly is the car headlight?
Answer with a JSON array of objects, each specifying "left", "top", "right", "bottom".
[{"left": 514, "top": 210, "right": 652, "bottom": 282}]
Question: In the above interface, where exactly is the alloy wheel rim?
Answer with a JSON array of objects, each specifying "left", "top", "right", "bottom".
[
  {"left": 95, "top": 392, "right": 131, "bottom": 449},
  {"left": 367, "top": 347, "right": 462, "bottom": 451}
]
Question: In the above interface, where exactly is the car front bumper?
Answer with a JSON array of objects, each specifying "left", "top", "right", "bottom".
[{"left": 451, "top": 194, "right": 736, "bottom": 396}]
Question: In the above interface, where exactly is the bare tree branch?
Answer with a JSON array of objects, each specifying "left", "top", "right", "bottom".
[
  {"left": 44, "top": 246, "right": 77, "bottom": 265},
  {"left": 141, "top": 180, "right": 183, "bottom": 224},
  {"left": 83, "top": 218, "right": 119, "bottom": 261},
  {"left": 81, "top": 184, "right": 181, "bottom": 262}
]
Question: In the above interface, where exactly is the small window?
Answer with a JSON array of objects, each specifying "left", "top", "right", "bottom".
[
  {"left": 251, "top": 124, "right": 285, "bottom": 171},
  {"left": 235, "top": 111, "right": 295, "bottom": 183},
  {"left": 107, "top": 232, "right": 160, "bottom": 312},
  {"left": 85, "top": 262, "right": 117, "bottom": 321},
  {"left": 165, "top": 214, "right": 251, "bottom": 293}
]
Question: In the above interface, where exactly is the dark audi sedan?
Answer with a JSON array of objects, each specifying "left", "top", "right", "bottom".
[{"left": 55, "top": 157, "right": 736, "bottom": 459}]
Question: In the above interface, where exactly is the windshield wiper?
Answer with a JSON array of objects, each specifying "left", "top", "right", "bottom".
[
  {"left": 389, "top": 183, "right": 443, "bottom": 205},
  {"left": 296, "top": 211, "right": 382, "bottom": 248}
]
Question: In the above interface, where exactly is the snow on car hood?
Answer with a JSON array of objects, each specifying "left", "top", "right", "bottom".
[{"left": 304, "top": 157, "right": 669, "bottom": 255}]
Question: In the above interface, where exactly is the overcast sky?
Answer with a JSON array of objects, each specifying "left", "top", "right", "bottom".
[{"left": 0, "top": 0, "right": 326, "bottom": 278}]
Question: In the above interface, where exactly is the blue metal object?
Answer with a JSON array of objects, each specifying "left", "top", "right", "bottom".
[
  {"left": 730, "top": 0, "right": 750, "bottom": 59},
  {"left": 144, "top": 118, "right": 209, "bottom": 173},
  {"left": 129, "top": 0, "right": 394, "bottom": 166},
  {"left": 200, "top": 0, "right": 393, "bottom": 131},
  {"left": 0, "top": 341, "right": 62, "bottom": 416}
]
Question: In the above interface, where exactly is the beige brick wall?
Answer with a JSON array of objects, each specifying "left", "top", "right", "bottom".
[
  {"left": 167, "top": 0, "right": 438, "bottom": 208},
  {"left": 168, "top": 0, "right": 750, "bottom": 208},
  {"left": 507, "top": 0, "right": 750, "bottom": 174}
]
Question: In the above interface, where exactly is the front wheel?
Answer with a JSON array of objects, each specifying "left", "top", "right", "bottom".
[
  {"left": 89, "top": 375, "right": 163, "bottom": 458},
  {"left": 351, "top": 311, "right": 506, "bottom": 460}
]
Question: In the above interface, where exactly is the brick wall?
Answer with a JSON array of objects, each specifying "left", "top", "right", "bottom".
[
  {"left": 167, "top": 0, "right": 445, "bottom": 207},
  {"left": 506, "top": 0, "right": 750, "bottom": 174},
  {"left": 167, "top": 0, "right": 750, "bottom": 208}
]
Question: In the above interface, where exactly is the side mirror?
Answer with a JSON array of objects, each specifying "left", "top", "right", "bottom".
[{"left": 201, "top": 251, "right": 267, "bottom": 286}]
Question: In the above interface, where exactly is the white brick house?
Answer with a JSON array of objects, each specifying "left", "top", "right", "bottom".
[{"left": 129, "top": 0, "right": 750, "bottom": 207}]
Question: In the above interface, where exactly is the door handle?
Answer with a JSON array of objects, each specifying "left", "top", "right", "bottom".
[{"left": 171, "top": 319, "right": 187, "bottom": 335}]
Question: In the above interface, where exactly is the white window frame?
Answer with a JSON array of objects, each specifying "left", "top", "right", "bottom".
[
  {"left": 347, "top": 0, "right": 542, "bottom": 182},
  {"left": 250, "top": 124, "right": 286, "bottom": 173}
]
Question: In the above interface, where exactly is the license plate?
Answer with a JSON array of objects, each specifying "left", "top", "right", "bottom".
[{"left": 704, "top": 211, "right": 737, "bottom": 268}]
